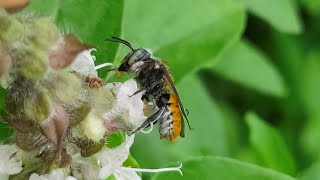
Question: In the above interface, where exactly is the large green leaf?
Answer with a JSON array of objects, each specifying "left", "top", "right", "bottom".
[
  {"left": 151, "top": 156, "right": 296, "bottom": 180},
  {"left": 211, "top": 40, "right": 287, "bottom": 97},
  {"left": 245, "top": 0, "right": 303, "bottom": 34},
  {"left": 131, "top": 72, "right": 229, "bottom": 169},
  {"left": 246, "top": 112, "right": 296, "bottom": 175},
  {"left": 26, "top": 0, "right": 124, "bottom": 77},
  {"left": 115, "top": 0, "right": 246, "bottom": 82}
]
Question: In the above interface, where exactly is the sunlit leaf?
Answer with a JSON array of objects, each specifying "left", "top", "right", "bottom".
[
  {"left": 211, "top": 40, "right": 287, "bottom": 97},
  {"left": 246, "top": 112, "right": 296, "bottom": 175},
  {"left": 246, "top": 0, "right": 303, "bottom": 34},
  {"left": 116, "top": 0, "right": 246, "bottom": 82}
]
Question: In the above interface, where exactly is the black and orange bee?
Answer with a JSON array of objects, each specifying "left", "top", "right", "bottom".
[{"left": 107, "top": 37, "right": 192, "bottom": 141}]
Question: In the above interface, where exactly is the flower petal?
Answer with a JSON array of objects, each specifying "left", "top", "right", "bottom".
[
  {"left": 96, "top": 135, "right": 135, "bottom": 179},
  {"left": 71, "top": 48, "right": 97, "bottom": 76},
  {"left": 29, "top": 169, "right": 74, "bottom": 180},
  {"left": 114, "top": 168, "right": 140, "bottom": 180},
  {"left": 104, "top": 80, "right": 145, "bottom": 129},
  {"left": 0, "top": 145, "right": 22, "bottom": 175},
  {"left": 29, "top": 173, "right": 48, "bottom": 180},
  {"left": 48, "top": 169, "right": 66, "bottom": 180},
  {"left": 98, "top": 165, "right": 115, "bottom": 179}
]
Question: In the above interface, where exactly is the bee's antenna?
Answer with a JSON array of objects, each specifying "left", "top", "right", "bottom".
[{"left": 105, "top": 37, "right": 134, "bottom": 51}]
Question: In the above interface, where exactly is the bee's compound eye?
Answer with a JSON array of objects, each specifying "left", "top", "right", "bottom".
[{"left": 128, "top": 49, "right": 150, "bottom": 65}]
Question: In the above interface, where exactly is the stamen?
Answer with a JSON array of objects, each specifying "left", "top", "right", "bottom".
[
  {"left": 85, "top": 48, "right": 97, "bottom": 61},
  {"left": 121, "top": 163, "right": 183, "bottom": 176},
  {"left": 140, "top": 123, "right": 153, "bottom": 134},
  {"left": 95, "top": 63, "right": 115, "bottom": 70}
]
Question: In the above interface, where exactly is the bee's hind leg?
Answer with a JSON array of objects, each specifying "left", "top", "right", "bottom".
[
  {"left": 129, "top": 88, "right": 146, "bottom": 98},
  {"left": 128, "top": 107, "right": 166, "bottom": 135}
]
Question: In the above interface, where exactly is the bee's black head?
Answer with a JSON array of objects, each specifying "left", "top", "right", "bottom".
[
  {"left": 105, "top": 37, "right": 151, "bottom": 72},
  {"left": 118, "top": 48, "right": 150, "bottom": 71}
]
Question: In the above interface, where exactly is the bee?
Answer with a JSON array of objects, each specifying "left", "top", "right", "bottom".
[{"left": 106, "top": 37, "right": 192, "bottom": 141}]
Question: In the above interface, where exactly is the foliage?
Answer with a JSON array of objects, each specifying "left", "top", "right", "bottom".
[{"left": 0, "top": 0, "right": 319, "bottom": 179}]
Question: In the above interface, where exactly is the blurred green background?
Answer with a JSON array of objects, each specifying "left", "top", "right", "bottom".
[{"left": 2, "top": 0, "right": 320, "bottom": 179}]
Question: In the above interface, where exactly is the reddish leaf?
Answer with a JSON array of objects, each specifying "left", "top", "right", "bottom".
[
  {"left": 0, "top": 0, "right": 30, "bottom": 13},
  {"left": 49, "top": 34, "right": 92, "bottom": 70},
  {"left": 40, "top": 106, "right": 70, "bottom": 147}
]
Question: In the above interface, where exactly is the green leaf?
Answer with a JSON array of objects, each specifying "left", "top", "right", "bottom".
[
  {"left": 151, "top": 156, "right": 296, "bottom": 180},
  {"left": 106, "top": 131, "right": 125, "bottom": 148},
  {"left": 246, "top": 0, "right": 303, "bottom": 34},
  {"left": 299, "top": 162, "right": 320, "bottom": 180},
  {"left": 131, "top": 72, "right": 229, "bottom": 169},
  {"left": 0, "top": 87, "right": 6, "bottom": 116},
  {"left": 298, "top": 50, "right": 320, "bottom": 159},
  {"left": 298, "top": 51, "right": 320, "bottom": 117},
  {"left": 0, "top": 87, "right": 13, "bottom": 142},
  {"left": 217, "top": 103, "right": 248, "bottom": 157},
  {"left": 106, "top": 131, "right": 140, "bottom": 169},
  {"left": 211, "top": 40, "right": 287, "bottom": 97},
  {"left": 117, "top": 0, "right": 246, "bottom": 82},
  {"left": 123, "top": 153, "right": 140, "bottom": 168},
  {"left": 106, "top": 175, "right": 116, "bottom": 180},
  {"left": 245, "top": 112, "right": 296, "bottom": 175},
  {"left": 301, "top": 0, "right": 320, "bottom": 15},
  {"left": 26, "top": 0, "right": 124, "bottom": 77}
]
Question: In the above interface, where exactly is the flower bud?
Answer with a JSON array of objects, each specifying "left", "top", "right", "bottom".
[
  {"left": 68, "top": 103, "right": 91, "bottom": 126},
  {"left": 17, "top": 49, "right": 48, "bottom": 79},
  {"left": 0, "top": 13, "right": 24, "bottom": 44},
  {"left": 24, "top": 87, "right": 53, "bottom": 122},
  {"left": 79, "top": 112, "right": 105, "bottom": 142},
  {"left": 87, "top": 87, "right": 114, "bottom": 115},
  {"left": 30, "top": 17, "right": 59, "bottom": 51},
  {"left": 45, "top": 71, "right": 82, "bottom": 104}
]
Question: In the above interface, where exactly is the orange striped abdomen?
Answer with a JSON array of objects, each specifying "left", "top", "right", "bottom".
[{"left": 167, "top": 94, "right": 182, "bottom": 141}]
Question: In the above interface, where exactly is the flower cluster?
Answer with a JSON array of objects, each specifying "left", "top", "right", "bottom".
[{"left": 0, "top": 9, "right": 182, "bottom": 180}]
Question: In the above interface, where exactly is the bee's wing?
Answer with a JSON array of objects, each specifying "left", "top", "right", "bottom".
[{"left": 162, "top": 65, "right": 192, "bottom": 131}]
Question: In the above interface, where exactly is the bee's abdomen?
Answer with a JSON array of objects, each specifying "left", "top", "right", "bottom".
[{"left": 159, "top": 94, "right": 182, "bottom": 141}]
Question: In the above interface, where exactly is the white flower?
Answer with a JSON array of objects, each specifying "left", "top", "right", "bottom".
[
  {"left": 96, "top": 135, "right": 183, "bottom": 180},
  {"left": 96, "top": 134, "right": 139, "bottom": 180},
  {"left": 71, "top": 48, "right": 145, "bottom": 132},
  {"left": 0, "top": 145, "right": 23, "bottom": 180},
  {"left": 71, "top": 48, "right": 114, "bottom": 77},
  {"left": 71, "top": 49, "right": 98, "bottom": 76},
  {"left": 104, "top": 79, "right": 145, "bottom": 131},
  {"left": 29, "top": 169, "right": 76, "bottom": 180}
]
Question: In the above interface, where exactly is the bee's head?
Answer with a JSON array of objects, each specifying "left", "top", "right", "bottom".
[
  {"left": 106, "top": 37, "right": 150, "bottom": 72},
  {"left": 118, "top": 48, "right": 150, "bottom": 72}
]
